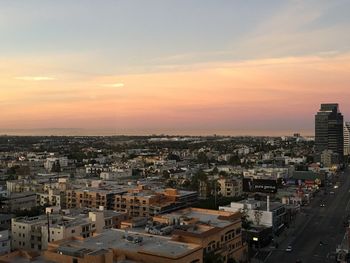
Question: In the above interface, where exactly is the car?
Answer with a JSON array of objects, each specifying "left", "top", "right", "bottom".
[
  {"left": 320, "top": 203, "right": 325, "bottom": 207},
  {"left": 330, "top": 191, "right": 335, "bottom": 195},
  {"left": 286, "top": 245, "right": 293, "bottom": 252}
]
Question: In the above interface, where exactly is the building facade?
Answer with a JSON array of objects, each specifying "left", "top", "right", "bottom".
[
  {"left": 11, "top": 210, "right": 127, "bottom": 251},
  {"left": 344, "top": 122, "right": 350, "bottom": 156},
  {"left": 217, "top": 177, "right": 243, "bottom": 197},
  {"left": 315, "top": 103, "right": 344, "bottom": 162},
  {"left": 0, "top": 228, "right": 10, "bottom": 255}
]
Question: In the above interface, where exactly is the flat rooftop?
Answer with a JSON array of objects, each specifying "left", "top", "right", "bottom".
[
  {"left": 222, "top": 199, "right": 285, "bottom": 211},
  {"left": 56, "top": 228, "right": 201, "bottom": 258},
  {"left": 169, "top": 208, "right": 238, "bottom": 228}
]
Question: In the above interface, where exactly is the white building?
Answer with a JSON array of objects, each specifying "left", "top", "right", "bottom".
[
  {"left": 44, "top": 157, "right": 68, "bottom": 171},
  {"left": 100, "top": 169, "right": 132, "bottom": 180},
  {"left": 219, "top": 197, "right": 286, "bottom": 233}
]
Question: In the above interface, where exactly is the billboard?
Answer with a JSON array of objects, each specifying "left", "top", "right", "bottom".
[{"left": 243, "top": 178, "right": 278, "bottom": 193}]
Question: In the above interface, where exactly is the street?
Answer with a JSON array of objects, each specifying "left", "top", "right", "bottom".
[{"left": 266, "top": 168, "right": 350, "bottom": 263}]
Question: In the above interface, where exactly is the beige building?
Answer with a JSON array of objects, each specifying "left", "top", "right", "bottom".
[
  {"left": 218, "top": 177, "right": 243, "bottom": 197},
  {"left": 43, "top": 228, "right": 203, "bottom": 263},
  {"left": 11, "top": 210, "right": 127, "bottom": 251},
  {"left": 114, "top": 187, "right": 198, "bottom": 217},
  {"left": 66, "top": 188, "right": 124, "bottom": 210},
  {"left": 154, "top": 207, "right": 247, "bottom": 263},
  {"left": 66, "top": 186, "right": 197, "bottom": 218},
  {"left": 37, "top": 189, "right": 65, "bottom": 208}
]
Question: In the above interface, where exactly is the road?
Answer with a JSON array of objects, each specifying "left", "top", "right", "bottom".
[{"left": 266, "top": 168, "right": 350, "bottom": 263}]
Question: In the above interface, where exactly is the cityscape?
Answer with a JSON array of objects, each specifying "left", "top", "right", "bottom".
[{"left": 1, "top": 1, "right": 350, "bottom": 263}]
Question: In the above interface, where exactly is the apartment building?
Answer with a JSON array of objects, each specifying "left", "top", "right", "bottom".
[
  {"left": 6, "top": 180, "right": 42, "bottom": 193},
  {"left": 1, "top": 192, "right": 36, "bottom": 212},
  {"left": 37, "top": 189, "right": 65, "bottom": 208},
  {"left": 65, "top": 186, "right": 197, "bottom": 218},
  {"left": 113, "top": 187, "right": 198, "bottom": 217},
  {"left": 43, "top": 228, "right": 203, "bottom": 263},
  {"left": 11, "top": 210, "right": 127, "bottom": 251},
  {"left": 66, "top": 188, "right": 126, "bottom": 210},
  {"left": 153, "top": 207, "right": 247, "bottom": 263},
  {"left": 217, "top": 177, "right": 243, "bottom": 197}
]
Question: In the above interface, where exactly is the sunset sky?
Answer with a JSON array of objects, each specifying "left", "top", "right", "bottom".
[{"left": 1, "top": 0, "right": 350, "bottom": 136}]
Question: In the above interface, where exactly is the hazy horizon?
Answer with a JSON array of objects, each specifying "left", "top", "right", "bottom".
[{"left": 0, "top": 128, "right": 314, "bottom": 137}]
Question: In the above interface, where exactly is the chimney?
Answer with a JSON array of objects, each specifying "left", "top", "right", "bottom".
[{"left": 267, "top": 195, "right": 270, "bottom": 212}]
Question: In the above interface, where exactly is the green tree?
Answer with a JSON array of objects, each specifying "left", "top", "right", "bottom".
[
  {"left": 51, "top": 161, "right": 61, "bottom": 173},
  {"left": 204, "top": 252, "right": 224, "bottom": 263},
  {"left": 228, "top": 155, "right": 241, "bottom": 166},
  {"left": 190, "top": 169, "right": 208, "bottom": 190},
  {"left": 197, "top": 152, "right": 208, "bottom": 164}
]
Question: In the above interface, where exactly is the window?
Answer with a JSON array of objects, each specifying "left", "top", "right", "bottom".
[
  {"left": 71, "top": 229, "right": 75, "bottom": 233},
  {"left": 72, "top": 258, "right": 78, "bottom": 263}
]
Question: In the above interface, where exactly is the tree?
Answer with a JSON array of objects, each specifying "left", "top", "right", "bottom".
[
  {"left": 167, "top": 153, "right": 181, "bottom": 162},
  {"left": 240, "top": 206, "right": 253, "bottom": 230},
  {"left": 190, "top": 169, "right": 208, "bottom": 190},
  {"left": 51, "top": 160, "right": 61, "bottom": 173},
  {"left": 204, "top": 252, "right": 224, "bottom": 263},
  {"left": 254, "top": 209, "right": 263, "bottom": 226},
  {"left": 197, "top": 152, "right": 208, "bottom": 164},
  {"left": 228, "top": 155, "right": 241, "bottom": 166},
  {"left": 211, "top": 166, "right": 219, "bottom": 175}
]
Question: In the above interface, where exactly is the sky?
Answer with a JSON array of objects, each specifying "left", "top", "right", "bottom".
[{"left": 1, "top": 0, "right": 350, "bottom": 136}]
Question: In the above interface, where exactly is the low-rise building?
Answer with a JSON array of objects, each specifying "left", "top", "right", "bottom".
[
  {"left": 43, "top": 228, "right": 203, "bottom": 263},
  {"left": 11, "top": 210, "right": 127, "bottom": 251},
  {"left": 37, "top": 189, "right": 65, "bottom": 208},
  {"left": 114, "top": 187, "right": 198, "bottom": 217},
  {"left": 219, "top": 197, "right": 286, "bottom": 235},
  {"left": 0, "top": 228, "right": 10, "bottom": 255},
  {"left": 1, "top": 192, "right": 37, "bottom": 212},
  {"left": 218, "top": 177, "right": 243, "bottom": 197},
  {"left": 66, "top": 188, "right": 125, "bottom": 210},
  {"left": 153, "top": 207, "right": 248, "bottom": 263}
]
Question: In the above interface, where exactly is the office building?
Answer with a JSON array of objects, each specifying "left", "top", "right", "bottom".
[
  {"left": 344, "top": 122, "right": 350, "bottom": 156},
  {"left": 315, "top": 103, "right": 344, "bottom": 162}
]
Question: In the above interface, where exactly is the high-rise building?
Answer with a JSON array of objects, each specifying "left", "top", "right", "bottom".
[
  {"left": 315, "top": 103, "right": 344, "bottom": 162},
  {"left": 344, "top": 122, "right": 350, "bottom": 156}
]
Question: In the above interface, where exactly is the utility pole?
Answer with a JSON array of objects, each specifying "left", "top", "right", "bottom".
[
  {"left": 214, "top": 181, "right": 217, "bottom": 208},
  {"left": 47, "top": 212, "right": 50, "bottom": 244}
]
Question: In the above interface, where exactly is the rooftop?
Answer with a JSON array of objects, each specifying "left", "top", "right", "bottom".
[
  {"left": 167, "top": 207, "right": 240, "bottom": 228},
  {"left": 53, "top": 228, "right": 201, "bottom": 258}
]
